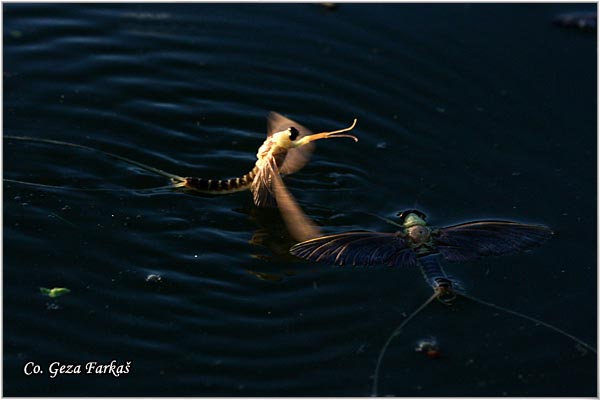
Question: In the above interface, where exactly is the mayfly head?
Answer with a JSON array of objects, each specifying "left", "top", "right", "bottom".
[
  {"left": 292, "top": 118, "right": 359, "bottom": 147},
  {"left": 397, "top": 209, "right": 428, "bottom": 229},
  {"left": 288, "top": 127, "right": 300, "bottom": 141},
  {"left": 271, "top": 126, "right": 304, "bottom": 149}
]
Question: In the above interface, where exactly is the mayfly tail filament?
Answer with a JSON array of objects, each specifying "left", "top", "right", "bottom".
[
  {"left": 4, "top": 135, "right": 186, "bottom": 190},
  {"left": 459, "top": 291, "right": 597, "bottom": 354},
  {"left": 371, "top": 291, "right": 439, "bottom": 397}
]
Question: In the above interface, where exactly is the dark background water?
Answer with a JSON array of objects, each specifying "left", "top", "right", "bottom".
[{"left": 3, "top": 3, "right": 597, "bottom": 396}]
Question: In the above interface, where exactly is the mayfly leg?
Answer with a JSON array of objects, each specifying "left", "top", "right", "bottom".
[{"left": 4, "top": 135, "right": 187, "bottom": 191}]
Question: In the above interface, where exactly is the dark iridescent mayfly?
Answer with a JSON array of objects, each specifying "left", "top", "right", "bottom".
[
  {"left": 290, "top": 209, "right": 554, "bottom": 303},
  {"left": 4, "top": 112, "right": 358, "bottom": 208},
  {"left": 287, "top": 209, "right": 596, "bottom": 395}
]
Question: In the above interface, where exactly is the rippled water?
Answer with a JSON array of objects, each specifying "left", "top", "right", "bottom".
[{"left": 4, "top": 3, "right": 596, "bottom": 396}]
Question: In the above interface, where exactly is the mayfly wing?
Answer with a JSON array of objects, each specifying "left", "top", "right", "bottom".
[
  {"left": 271, "top": 165, "right": 322, "bottom": 242},
  {"left": 432, "top": 221, "right": 554, "bottom": 262},
  {"left": 279, "top": 142, "right": 315, "bottom": 176},
  {"left": 252, "top": 110, "right": 313, "bottom": 207},
  {"left": 290, "top": 231, "right": 416, "bottom": 267},
  {"left": 267, "top": 111, "right": 311, "bottom": 138},
  {"left": 251, "top": 155, "right": 279, "bottom": 207},
  {"left": 267, "top": 111, "right": 315, "bottom": 175}
]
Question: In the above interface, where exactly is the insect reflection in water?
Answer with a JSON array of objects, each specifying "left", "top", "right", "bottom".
[{"left": 4, "top": 112, "right": 358, "bottom": 208}]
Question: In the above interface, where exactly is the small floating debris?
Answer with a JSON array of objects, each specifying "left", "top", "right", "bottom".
[
  {"left": 356, "top": 343, "right": 367, "bottom": 354},
  {"left": 321, "top": 3, "right": 339, "bottom": 11},
  {"left": 48, "top": 212, "right": 76, "bottom": 227},
  {"left": 415, "top": 338, "right": 441, "bottom": 359},
  {"left": 122, "top": 12, "right": 171, "bottom": 20},
  {"left": 145, "top": 274, "right": 163, "bottom": 283},
  {"left": 554, "top": 12, "right": 597, "bottom": 31},
  {"left": 247, "top": 270, "right": 284, "bottom": 282},
  {"left": 40, "top": 287, "right": 70, "bottom": 298},
  {"left": 46, "top": 302, "right": 61, "bottom": 310}
]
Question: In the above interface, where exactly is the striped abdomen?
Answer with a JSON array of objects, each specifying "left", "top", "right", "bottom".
[
  {"left": 419, "top": 255, "right": 456, "bottom": 303},
  {"left": 184, "top": 165, "right": 259, "bottom": 194}
]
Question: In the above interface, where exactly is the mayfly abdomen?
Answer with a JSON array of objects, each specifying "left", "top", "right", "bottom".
[
  {"left": 184, "top": 177, "right": 250, "bottom": 193},
  {"left": 419, "top": 254, "right": 455, "bottom": 303},
  {"left": 184, "top": 166, "right": 258, "bottom": 194}
]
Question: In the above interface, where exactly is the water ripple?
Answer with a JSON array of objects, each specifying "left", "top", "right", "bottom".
[{"left": 4, "top": 3, "right": 596, "bottom": 396}]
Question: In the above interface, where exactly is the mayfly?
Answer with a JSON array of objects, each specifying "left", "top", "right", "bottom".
[
  {"left": 287, "top": 209, "right": 596, "bottom": 395},
  {"left": 4, "top": 112, "right": 358, "bottom": 207},
  {"left": 289, "top": 209, "right": 554, "bottom": 299},
  {"left": 178, "top": 112, "right": 358, "bottom": 207}
]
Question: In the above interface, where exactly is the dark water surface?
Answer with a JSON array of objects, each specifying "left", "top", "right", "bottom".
[{"left": 3, "top": 3, "right": 597, "bottom": 396}]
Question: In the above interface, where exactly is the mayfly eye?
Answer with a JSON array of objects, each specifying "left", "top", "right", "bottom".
[{"left": 288, "top": 127, "right": 299, "bottom": 141}]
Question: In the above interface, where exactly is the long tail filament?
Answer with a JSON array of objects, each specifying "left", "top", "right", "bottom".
[
  {"left": 372, "top": 291, "right": 439, "bottom": 396},
  {"left": 4, "top": 136, "right": 187, "bottom": 191},
  {"left": 460, "top": 291, "right": 596, "bottom": 354},
  {"left": 372, "top": 289, "right": 596, "bottom": 396}
]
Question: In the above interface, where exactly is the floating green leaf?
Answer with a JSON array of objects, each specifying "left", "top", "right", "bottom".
[{"left": 40, "top": 287, "right": 71, "bottom": 298}]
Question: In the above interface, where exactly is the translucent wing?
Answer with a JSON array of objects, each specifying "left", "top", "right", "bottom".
[
  {"left": 280, "top": 143, "right": 315, "bottom": 176},
  {"left": 251, "top": 156, "right": 279, "bottom": 208},
  {"left": 267, "top": 111, "right": 315, "bottom": 175},
  {"left": 432, "top": 221, "right": 553, "bottom": 262},
  {"left": 271, "top": 167, "right": 321, "bottom": 242},
  {"left": 267, "top": 111, "right": 312, "bottom": 139},
  {"left": 290, "top": 231, "right": 416, "bottom": 267}
]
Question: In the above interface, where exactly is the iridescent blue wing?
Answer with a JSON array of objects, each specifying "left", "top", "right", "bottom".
[
  {"left": 290, "top": 231, "right": 416, "bottom": 267},
  {"left": 432, "top": 221, "right": 553, "bottom": 262},
  {"left": 267, "top": 111, "right": 315, "bottom": 175}
]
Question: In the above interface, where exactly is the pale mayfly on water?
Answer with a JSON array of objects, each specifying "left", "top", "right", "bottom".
[{"left": 4, "top": 112, "right": 358, "bottom": 208}]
